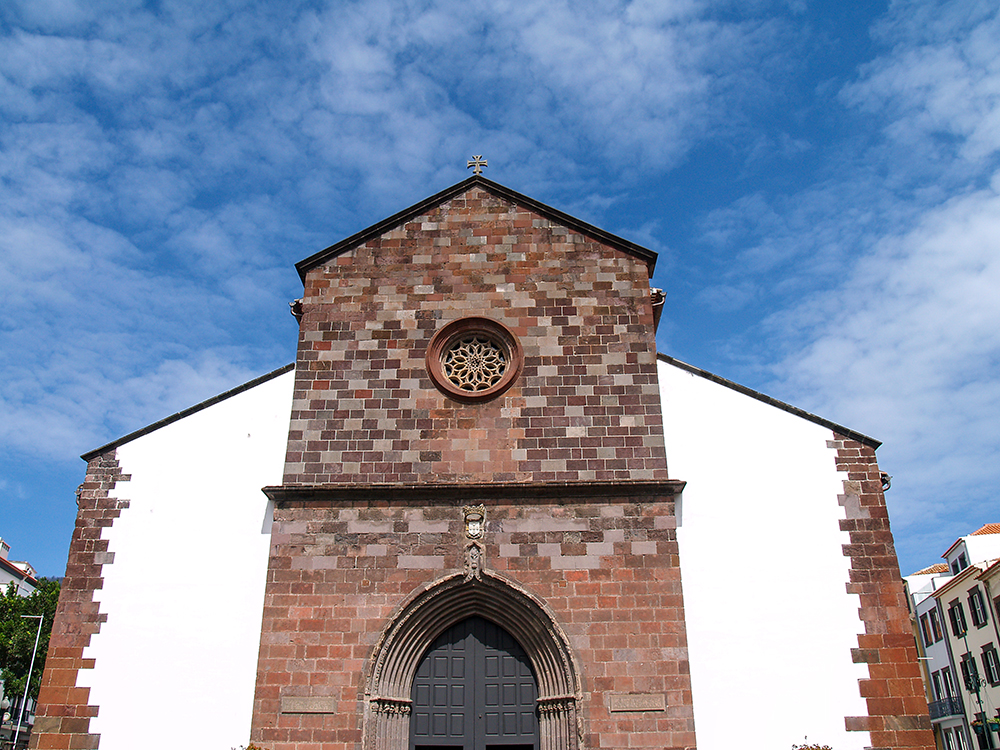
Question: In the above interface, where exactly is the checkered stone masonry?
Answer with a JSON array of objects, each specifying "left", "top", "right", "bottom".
[
  {"left": 29, "top": 451, "right": 130, "bottom": 750},
  {"left": 283, "top": 186, "right": 667, "bottom": 486},
  {"left": 250, "top": 490, "right": 695, "bottom": 750},
  {"left": 832, "top": 435, "right": 935, "bottom": 750}
]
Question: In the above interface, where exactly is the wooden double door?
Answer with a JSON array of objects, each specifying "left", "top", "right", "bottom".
[{"left": 410, "top": 616, "right": 539, "bottom": 750}]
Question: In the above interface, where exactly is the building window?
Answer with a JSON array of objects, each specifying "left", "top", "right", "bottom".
[
  {"left": 930, "top": 609, "right": 944, "bottom": 641},
  {"left": 960, "top": 654, "right": 981, "bottom": 693},
  {"left": 943, "top": 667, "right": 957, "bottom": 697},
  {"left": 950, "top": 601, "right": 969, "bottom": 637},
  {"left": 969, "top": 588, "right": 989, "bottom": 627},
  {"left": 982, "top": 645, "right": 1000, "bottom": 686},
  {"left": 932, "top": 670, "right": 944, "bottom": 700},
  {"left": 944, "top": 728, "right": 956, "bottom": 750},
  {"left": 921, "top": 614, "right": 935, "bottom": 647},
  {"left": 952, "top": 552, "right": 970, "bottom": 574},
  {"left": 954, "top": 727, "right": 968, "bottom": 750}
]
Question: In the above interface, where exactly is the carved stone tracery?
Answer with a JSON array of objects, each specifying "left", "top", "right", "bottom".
[
  {"left": 371, "top": 697, "right": 411, "bottom": 715},
  {"left": 443, "top": 334, "right": 508, "bottom": 391},
  {"left": 425, "top": 317, "right": 523, "bottom": 402}
]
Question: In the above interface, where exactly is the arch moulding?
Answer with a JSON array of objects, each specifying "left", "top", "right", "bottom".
[{"left": 363, "top": 570, "right": 583, "bottom": 750}]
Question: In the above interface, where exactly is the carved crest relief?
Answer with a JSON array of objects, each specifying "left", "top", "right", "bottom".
[{"left": 463, "top": 504, "right": 485, "bottom": 539}]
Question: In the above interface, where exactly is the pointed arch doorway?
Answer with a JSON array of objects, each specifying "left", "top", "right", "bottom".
[
  {"left": 410, "top": 616, "right": 538, "bottom": 750},
  {"left": 364, "top": 571, "right": 581, "bottom": 750}
]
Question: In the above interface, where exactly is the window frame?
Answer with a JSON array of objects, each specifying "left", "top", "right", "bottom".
[
  {"left": 982, "top": 644, "right": 1000, "bottom": 686},
  {"left": 950, "top": 600, "right": 969, "bottom": 637},
  {"left": 921, "top": 613, "right": 935, "bottom": 647},
  {"left": 969, "top": 588, "right": 989, "bottom": 628},
  {"left": 960, "top": 653, "right": 981, "bottom": 694},
  {"left": 425, "top": 317, "right": 523, "bottom": 403},
  {"left": 932, "top": 670, "right": 945, "bottom": 701},
  {"left": 942, "top": 666, "right": 957, "bottom": 698},
  {"left": 930, "top": 609, "right": 944, "bottom": 641}
]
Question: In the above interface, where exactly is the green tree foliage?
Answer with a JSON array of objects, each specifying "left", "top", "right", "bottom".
[{"left": 0, "top": 578, "right": 60, "bottom": 703}]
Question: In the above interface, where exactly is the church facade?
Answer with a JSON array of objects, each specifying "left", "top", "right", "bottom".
[{"left": 30, "top": 177, "right": 933, "bottom": 750}]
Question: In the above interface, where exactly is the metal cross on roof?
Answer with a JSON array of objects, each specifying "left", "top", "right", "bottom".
[{"left": 467, "top": 155, "right": 487, "bottom": 175}]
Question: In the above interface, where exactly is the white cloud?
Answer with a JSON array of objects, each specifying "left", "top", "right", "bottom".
[
  {"left": 0, "top": 346, "right": 264, "bottom": 459},
  {"left": 769, "top": 181, "right": 1000, "bottom": 564},
  {"left": 299, "top": 0, "right": 794, "bottom": 188},
  {"left": 842, "top": 1, "right": 1000, "bottom": 172},
  {"left": 650, "top": 2, "right": 1000, "bottom": 574},
  {"left": 696, "top": 282, "right": 757, "bottom": 313},
  {"left": 6, "top": 0, "right": 996, "bottom": 580},
  {"left": 0, "top": 0, "right": 802, "bottom": 477},
  {"left": 752, "top": 2, "right": 1000, "bottom": 570},
  {"left": 0, "top": 198, "right": 293, "bottom": 459},
  {"left": 773, "top": 180, "right": 1000, "bottom": 422}
]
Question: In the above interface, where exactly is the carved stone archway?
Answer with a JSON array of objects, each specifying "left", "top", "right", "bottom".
[{"left": 363, "top": 570, "right": 582, "bottom": 750}]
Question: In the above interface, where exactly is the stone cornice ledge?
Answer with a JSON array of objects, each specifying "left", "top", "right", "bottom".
[{"left": 262, "top": 480, "right": 686, "bottom": 505}]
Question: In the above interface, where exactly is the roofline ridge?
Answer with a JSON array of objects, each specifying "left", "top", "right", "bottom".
[
  {"left": 81, "top": 362, "right": 295, "bottom": 462},
  {"left": 294, "top": 175, "right": 657, "bottom": 281},
  {"left": 656, "top": 353, "right": 882, "bottom": 449},
  {"left": 970, "top": 522, "right": 1000, "bottom": 535}
]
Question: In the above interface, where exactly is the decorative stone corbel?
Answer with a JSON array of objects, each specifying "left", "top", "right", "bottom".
[{"left": 464, "top": 542, "right": 484, "bottom": 581}]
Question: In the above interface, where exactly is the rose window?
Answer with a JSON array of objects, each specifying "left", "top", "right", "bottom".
[
  {"left": 427, "top": 317, "right": 523, "bottom": 402},
  {"left": 442, "top": 334, "right": 508, "bottom": 391}
]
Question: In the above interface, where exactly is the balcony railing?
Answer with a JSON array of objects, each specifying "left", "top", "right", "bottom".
[{"left": 929, "top": 696, "right": 964, "bottom": 720}]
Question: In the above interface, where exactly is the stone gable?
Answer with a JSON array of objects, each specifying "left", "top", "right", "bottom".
[{"left": 285, "top": 185, "right": 668, "bottom": 486}]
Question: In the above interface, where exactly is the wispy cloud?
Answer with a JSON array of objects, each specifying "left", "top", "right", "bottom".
[
  {"left": 647, "top": 0, "right": 1000, "bottom": 571},
  {"left": 1, "top": 0, "right": 997, "bottom": 576},
  {"left": 758, "top": 2, "right": 1000, "bottom": 567},
  {"left": 0, "top": 0, "right": 791, "bottom": 460}
]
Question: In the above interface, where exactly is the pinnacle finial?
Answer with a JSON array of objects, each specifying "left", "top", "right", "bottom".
[{"left": 467, "top": 155, "right": 487, "bottom": 175}]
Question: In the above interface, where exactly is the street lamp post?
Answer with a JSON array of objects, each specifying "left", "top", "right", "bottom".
[{"left": 12, "top": 615, "right": 43, "bottom": 750}]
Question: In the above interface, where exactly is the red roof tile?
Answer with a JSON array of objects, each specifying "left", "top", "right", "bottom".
[
  {"left": 970, "top": 523, "right": 1000, "bottom": 536},
  {"left": 911, "top": 563, "right": 949, "bottom": 575}
]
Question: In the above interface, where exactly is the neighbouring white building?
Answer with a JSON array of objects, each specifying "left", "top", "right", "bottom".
[
  {"left": 1, "top": 537, "right": 40, "bottom": 748},
  {"left": 0, "top": 537, "right": 37, "bottom": 597},
  {"left": 906, "top": 525, "right": 1000, "bottom": 750},
  {"left": 909, "top": 563, "right": 973, "bottom": 750}
]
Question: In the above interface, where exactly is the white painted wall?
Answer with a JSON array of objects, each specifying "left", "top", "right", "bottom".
[
  {"left": 78, "top": 370, "right": 294, "bottom": 750},
  {"left": 947, "top": 534, "right": 1000, "bottom": 571},
  {"left": 965, "top": 534, "right": 1000, "bottom": 564},
  {"left": 70, "top": 358, "right": 874, "bottom": 749},
  {"left": 0, "top": 567, "right": 35, "bottom": 597},
  {"left": 658, "top": 359, "right": 871, "bottom": 750}
]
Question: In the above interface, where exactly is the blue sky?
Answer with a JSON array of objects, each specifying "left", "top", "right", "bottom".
[{"left": 1, "top": 0, "right": 998, "bottom": 578}]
